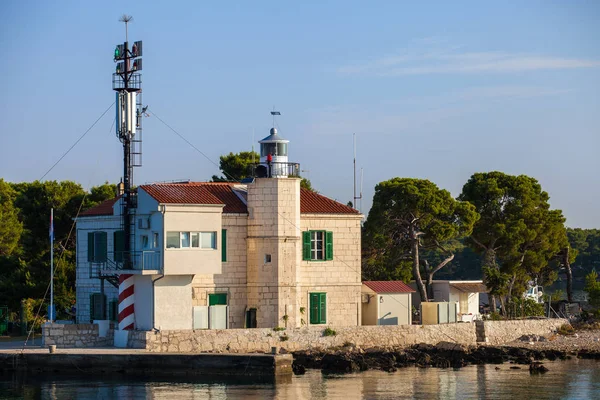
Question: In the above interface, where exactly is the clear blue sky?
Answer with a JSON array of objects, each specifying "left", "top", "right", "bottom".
[{"left": 1, "top": 1, "right": 598, "bottom": 227}]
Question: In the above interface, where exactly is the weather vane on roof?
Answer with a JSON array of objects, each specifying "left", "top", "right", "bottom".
[{"left": 271, "top": 107, "right": 280, "bottom": 128}]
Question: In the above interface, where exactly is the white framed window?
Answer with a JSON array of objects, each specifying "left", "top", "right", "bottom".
[
  {"left": 166, "top": 231, "right": 217, "bottom": 249},
  {"left": 141, "top": 235, "right": 149, "bottom": 249},
  {"left": 311, "top": 231, "right": 324, "bottom": 260},
  {"left": 166, "top": 232, "right": 180, "bottom": 248}
]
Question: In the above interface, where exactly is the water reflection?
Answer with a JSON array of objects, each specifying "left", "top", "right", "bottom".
[{"left": 1, "top": 359, "right": 599, "bottom": 399}]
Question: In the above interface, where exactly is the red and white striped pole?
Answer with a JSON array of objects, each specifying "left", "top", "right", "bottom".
[{"left": 118, "top": 274, "right": 135, "bottom": 330}]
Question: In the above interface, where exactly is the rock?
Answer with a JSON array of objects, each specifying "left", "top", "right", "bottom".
[
  {"left": 529, "top": 362, "right": 549, "bottom": 374},
  {"left": 436, "top": 341, "right": 467, "bottom": 352},
  {"left": 321, "top": 353, "right": 360, "bottom": 374},
  {"left": 292, "top": 362, "right": 306, "bottom": 375},
  {"left": 279, "top": 348, "right": 289, "bottom": 354}
]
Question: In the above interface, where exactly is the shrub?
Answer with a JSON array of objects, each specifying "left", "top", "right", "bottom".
[
  {"left": 487, "top": 312, "right": 503, "bottom": 321},
  {"left": 273, "top": 326, "right": 285, "bottom": 332},
  {"left": 323, "top": 327, "right": 337, "bottom": 337},
  {"left": 585, "top": 270, "right": 600, "bottom": 308},
  {"left": 279, "top": 334, "right": 289, "bottom": 342},
  {"left": 557, "top": 323, "right": 575, "bottom": 336}
]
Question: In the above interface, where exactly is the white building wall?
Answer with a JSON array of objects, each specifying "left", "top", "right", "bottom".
[
  {"left": 75, "top": 215, "right": 121, "bottom": 324},
  {"left": 134, "top": 275, "right": 154, "bottom": 330},
  {"left": 300, "top": 214, "right": 363, "bottom": 327},
  {"left": 154, "top": 275, "right": 194, "bottom": 330},
  {"left": 192, "top": 214, "right": 248, "bottom": 328},
  {"left": 378, "top": 293, "right": 411, "bottom": 326},
  {"left": 163, "top": 204, "right": 223, "bottom": 275}
]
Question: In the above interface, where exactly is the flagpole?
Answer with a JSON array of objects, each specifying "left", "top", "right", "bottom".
[{"left": 50, "top": 208, "right": 54, "bottom": 322}]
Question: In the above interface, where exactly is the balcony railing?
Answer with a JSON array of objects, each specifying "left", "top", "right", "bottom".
[
  {"left": 94, "top": 250, "right": 162, "bottom": 273},
  {"left": 248, "top": 162, "right": 301, "bottom": 178}
]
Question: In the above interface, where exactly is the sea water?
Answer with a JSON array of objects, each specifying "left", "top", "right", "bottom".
[{"left": 1, "top": 359, "right": 599, "bottom": 399}]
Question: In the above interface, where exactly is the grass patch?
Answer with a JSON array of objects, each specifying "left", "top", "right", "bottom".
[
  {"left": 557, "top": 323, "right": 575, "bottom": 336},
  {"left": 323, "top": 327, "right": 337, "bottom": 337},
  {"left": 273, "top": 326, "right": 286, "bottom": 332},
  {"left": 279, "top": 334, "right": 289, "bottom": 342}
]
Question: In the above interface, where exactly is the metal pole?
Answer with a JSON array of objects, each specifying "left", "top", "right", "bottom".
[{"left": 50, "top": 208, "right": 54, "bottom": 322}]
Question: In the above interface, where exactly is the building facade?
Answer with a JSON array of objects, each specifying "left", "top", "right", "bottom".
[{"left": 75, "top": 140, "right": 362, "bottom": 330}]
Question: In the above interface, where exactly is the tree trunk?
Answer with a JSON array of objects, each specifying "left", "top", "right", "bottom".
[
  {"left": 427, "top": 253, "right": 455, "bottom": 300},
  {"left": 564, "top": 247, "right": 573, "bottom": 303},
  {"left": 499, "top": 296, "right": 506, "bottom": 317},
  {"left": 411, "top": 227, "right": 428, "bottom": 303},
  {"left": 490, "top": 295, "right": 497, "bottom": 313}
]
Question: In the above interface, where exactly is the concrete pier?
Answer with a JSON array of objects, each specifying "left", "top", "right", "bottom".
[{"left": 0, "top": 349, "right": 292, "bottom": 378}]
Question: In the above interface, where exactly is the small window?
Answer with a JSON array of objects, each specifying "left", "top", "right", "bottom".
[
  {"left": 87, "top": 231, "right": 108, "bottom": 262},
  {"left": 265, "top": 254, "right": 272, "bottom": 263},
  {"left": 191, "top": 232, "right": 200, "bottom": 248},
  {"left": 181, "top": 232, "right": 191, "bottom": 248},
  {"left": 166, "top": 232, "right": 180, "bottom": 248},
  {"left": 303, "top": 231, "right": 333, "bottom": 261},
  {"left": 141, "top": 235, "right": 149, "bottom": 249},
  {"left": 152, "top": 232, "right": 159, "bottom": 248},
  {"left": 201, "top": 232, "right": 216, "bottom": 249}
]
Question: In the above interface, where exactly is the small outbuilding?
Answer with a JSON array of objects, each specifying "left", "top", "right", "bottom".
[
  {"left": 410, "top": 280, "right": 487, "bottom": 322},
  {"left": 361, "top": 281, "right": 415, "bottom": 326}
]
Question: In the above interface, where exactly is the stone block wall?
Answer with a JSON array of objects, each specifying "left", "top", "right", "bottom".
[
  {"left": 43, "top": 323, "right": 114, "bottom": 348},
  {"left": 129, "top": 323, "right": 478, "bottom": 353},
  {"left": 477, "top": 318, "right": 568, "bottom": 345}
]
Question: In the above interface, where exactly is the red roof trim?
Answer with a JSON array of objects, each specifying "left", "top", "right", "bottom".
[
  {"left": 79, "top": 197, "right": 119, "bottom": 217},
  {"left": 363, "top": 281, "right": 416, "bottom": 293}
]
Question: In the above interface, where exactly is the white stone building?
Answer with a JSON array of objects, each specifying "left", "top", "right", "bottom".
[{"left": 75, "top": 130, "right": 363, "bottom": 330}]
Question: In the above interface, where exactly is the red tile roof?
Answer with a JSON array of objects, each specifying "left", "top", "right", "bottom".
[
  {"left": 300, "top": 188, "right": 359, "bottom": 214},
  {"left": 79, "top": 197, "right": 119, "bottom": 217},
  {"left": 79, "top": 182, "right": 359, "bottom": 217},
  {"left": 363, "top": 281, "right": 416, "bottom": 293},
  {"left": 140, "top": 183, "right": 224, "bottom": 207}
]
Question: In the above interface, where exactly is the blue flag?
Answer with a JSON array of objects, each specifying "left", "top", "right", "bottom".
[{"left": 49, "top": 212, "right": 54, "bottom": 242}]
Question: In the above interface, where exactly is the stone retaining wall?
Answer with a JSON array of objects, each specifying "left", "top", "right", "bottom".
[
  {"left": 477, "top": 318, "right": 568, "bottom": 345},
  {"left": 43, "top": 323, "right": 114, "bottom": 347},
  {"left": 129, "top": 323, "right": 478, "bottom": 353}
]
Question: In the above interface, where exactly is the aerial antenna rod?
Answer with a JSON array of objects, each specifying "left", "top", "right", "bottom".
[
  {"left": 353, "top": 133, "right": 362, "bottom": 209},
  {"left": 271, "top": 108, "right": 281, "bottom": 128}
]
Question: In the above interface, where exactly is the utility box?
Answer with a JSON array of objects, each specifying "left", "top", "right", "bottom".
[{"left": 421, "top": 302, "right": 458, "bottom": 325}]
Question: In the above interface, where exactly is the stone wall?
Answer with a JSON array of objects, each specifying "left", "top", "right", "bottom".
[
  {"left": 43, "top": 323, "right": 114, "bottom": 348},
  {"left": 477, "top": 318, "right": 568, "bottom": 345},
  {"left": 129, "top": 323, "right": 478, "bottom": 353}
]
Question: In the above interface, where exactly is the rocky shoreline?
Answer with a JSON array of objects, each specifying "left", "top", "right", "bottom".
[{"left": 291, "top": 340, "right": 600, "bottom": 375}]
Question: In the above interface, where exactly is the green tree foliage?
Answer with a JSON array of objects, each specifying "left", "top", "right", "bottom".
[
  {"left": 300, "top": 178, "right": 314, "bottom": 191},
  {"left": 0, "top": 179, "right": 23, "bottom": 256},
  {"left": 212, "top": 151, "right": 260, "bottom": 181},
  {"left": 0, "top": 180, "right": 117, "bottom": 319},
  {"left": 363, "top": 178, "right": 479, "bottom": 302},
  {"left": 459, "top": 172, "right": 569, "bottom": 313},
  {"left": 568, "top": 228, "right": 600, "bottom": 276},
  {"left": 584, "top": 270, "right": 600, "bottom": 308}
]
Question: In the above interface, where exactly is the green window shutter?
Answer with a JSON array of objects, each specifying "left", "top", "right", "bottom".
[
  {"left": 87, "top": 232, "right": 95, "bottom": 261},
  {"left": 302, "top": 231, "right": 311, "bottom": 261},
  {"left": 309, "top": 293, "right": 319, "bottom": 324},
  {"left": 89, "top": 293, "right": 95, "bottom": 321},
  {"left": 114, "top": 231, "right": 124, "bottom": 262},
  {"left": 221, "top": 229, "right": 227, "bottom": 262},
  {"left": 209, "top": 293, "right": 227, "bottom": 306},
  {"left": 95, "top": 232, "right": 107, "bottom": 262},
  {"left": 325, "top": 231, "right": 334, "bottom": 261},
  {"left": 319, "top": 293, "right": 327, "bottom": 324}
]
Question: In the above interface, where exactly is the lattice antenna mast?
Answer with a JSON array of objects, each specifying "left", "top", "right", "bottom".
[{"left": 113, "top": 15, "right": 144, "bottom": 268}]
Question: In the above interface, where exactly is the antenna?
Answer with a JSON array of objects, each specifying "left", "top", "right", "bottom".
[
  {"left": 271, "top": 107, "right": 281, "bottom": 128},
  {"left": 119, "top": 15, "right": 133, "bottom": 42},
  {"left": 353, "top": 133, "right": 362, "bottom": 209}
]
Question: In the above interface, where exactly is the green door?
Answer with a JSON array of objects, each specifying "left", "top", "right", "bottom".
[{"left": 209, "top": 293, "right": 227, "bottom": 306}]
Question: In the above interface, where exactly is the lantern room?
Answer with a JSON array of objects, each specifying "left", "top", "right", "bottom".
[{"left": 259, "top": 127, "right": 289, "bottom": 164}]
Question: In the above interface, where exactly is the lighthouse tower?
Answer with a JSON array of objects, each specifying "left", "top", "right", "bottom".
[{"left": 246, "top": 115, "right": 302, "bottom": 327}]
